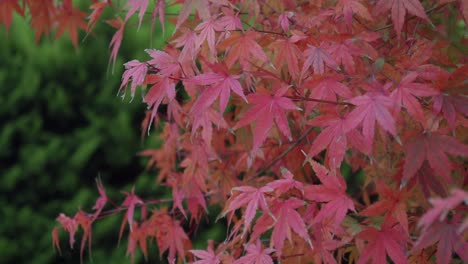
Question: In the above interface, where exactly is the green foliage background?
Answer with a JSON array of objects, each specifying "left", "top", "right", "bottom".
[{"left": 0, "top": 10, "right": 165, "bottom": 264}]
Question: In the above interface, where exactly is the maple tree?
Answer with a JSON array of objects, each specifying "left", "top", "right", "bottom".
[{"left": 2, "top": 0, "right": 467, "bottom": 263}]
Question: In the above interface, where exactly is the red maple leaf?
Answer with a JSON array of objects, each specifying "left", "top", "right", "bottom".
[
  {"left": 159, "top": 218, "right": 191, "bottom": 263},
  {"left": 190, "top": 107, "right": 228, "bottom": 145},
  {"left": 336, "top": 0, "right": 372, "bottom": 26},
  {"left": 146, "top": 209, "right": 191, "bottom": 263},
  {"left": 308, "top": 112, "right": 371, "bottom": 168},
  {"left": 357, "top": 220, "right": 408, "bottom": 264},
  {"left": 0, "top": 0, "right": 23, "bottom": 31},
  {"left": 412, "top": 216, "right": 468, "bottom": 264},
  {"left": 327, "top": 40, "right": 357, "bottom": 74},
  {"left": 269, "top": 34, "right": 305, "bottom": 79},
  {"left": 305, "top": 160, "right": 355, "bottom": 226},
  {"left": 233, "top": 87, "right": 300, "bottom": 157},
  {"left": 430, "top": 65, "right": 468, "bottom": 129},
  {"left": 302, "top": 76, "right": 352, "bottom": 110},
  {"left": 74, "top": 210, "right": 93, "bottom": 264},
  {"left": 360, "top": 180, "right": 411, "bottom": 234},
  {"left": 301, "top": 43, "right": 338, "bottom": 76},
  {"left": 234, "top": 240, "right": 274, "bottom": 264},
  {"left": 189, "top": 62, "right": 248, "bottom": 114},
  {"left": 127, "top": 221, "right": 151, "bottom": 263},
  {"left": 52, "top": 227, "right": 61, "bottom": 255},
  {"left": 373, "top": 0, "right": 429, "bottom": 39},
  {"left": 344, "top": 91, "right": 397, "bottom": 148},
  {"left": 390, "top": 72, "right": 438, "bottom": 123},
  {"left": 402, "top": 132, "right": 468, "bottom": 184},
  {"left": 218, "top": 31, "right": 269, "bottom": 69},
  {"left": 54, "top": 0, "right": 88, "bottom": 48},
  {"left": 87, "top": 0, "right": 109, "bottom": 32},
  {"left": 27, "top": 0, "right": 55, "bottom": 42}
]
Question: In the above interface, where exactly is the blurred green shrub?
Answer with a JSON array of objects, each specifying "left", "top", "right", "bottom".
[{"left": 0, "top": 14, "right": 158, "bottom": 264}]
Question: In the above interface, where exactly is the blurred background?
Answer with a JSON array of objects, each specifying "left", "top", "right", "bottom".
[{"left": 0, "top": 3, "right": 220, "bottom": 263}]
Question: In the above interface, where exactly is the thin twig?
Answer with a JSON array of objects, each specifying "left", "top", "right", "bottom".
[
  {"left": 251, "top": 125, "right": 316, "bottom": 179},
  {"left": 286, "top": 95, "right": 354, "bottom": 106}
]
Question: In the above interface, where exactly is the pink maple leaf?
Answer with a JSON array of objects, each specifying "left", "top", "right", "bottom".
[
  {"left": 233, "top": 87, "right": 300, "bottom": 157},
  {"left": 175, "top": 0, "right": 210, "bottom": 31},
  {"left": 189, "top": 62, "right": 247, "bottom": 114},
  {"left": 190, "top": 107, "right": 228, "bottom": 145},
  {"left": 336, "top": 0, "right": 372, "bottom": 26},
  {"left": 302, "top": 76, "right": 352, "bottom": 110},
  {"left": 308, "top": 113, "right": 371, "bottom": 169},
  {"left": 251, "top": 198, "right": 312, "bottom": 259},
  {"left": 195, "top": 17, "right": 224, "bottom": 58},
  {"left": 344, "top": 91, "right": 397, "bottom": 148},
  {"left": 327, "top": 41, "right": 357, "bottom": 74},
  {"left": 146, "top": 49, "right": 180, "bottom": 77},
  {"left": 301, "top": 44, "right": 338, "bottom": 76},
  {"left": 433, "top": 93, "right": 468, "bottom": 129},
  {"left": 160, "top": 219, "right": 190, "bottom": 263},
  {"left": 219, "top": 31, "right": 269, "bottom": 69},
  {"left": 305, "top": 160, "right": 355, "bottom": 226},
  {"left": 412, "top": 216, "right": 468, "bottom": 264},
  {"left": 270, "top": 36, "right": 303, "bottom": 79},
  {"left": 126, "top": 222, "right": 149, "bottom": 263},
  {"left": 221, "top": 185, "right": 274, "bottom": 236},
  {"left": 216, "top": 8, "right": 243, "bottom": 31},
  {"left": 390, "top": 72, "right": 437, "bottom": 123},
  {"left": 119, "top": 187, "right": 144, "bottom": 241},
  {"left": 191, "top": 241, "right": 222, "bottom": 264},
  {"left": 360, "top": 180, "right": 411, "bottom": 234},
  {"left": 277, "top": 12, "right": 293, "bottom": 32},
  {"left": 119, "top": 60, "right": 147, "bottom": 98},
  {"left": 418, "top": 189, "right": 468, "bottom": 231},
  {"left": 173, "top": 28, "right": 199, "bottom": 61},
  {"left": 373, "top": 0, "right": 429, "bottom": 39},
  {"left": 123, "top": 0, "right": 149, "bottom": 29},
  {"left": 402, "top": 132, "right": 468, "bottom": 184},
  {"left": 150, "top": 0, "right": 165, "bottom": 36},
  {"left": 267, "top": 167, "right": 304, "bottom": 195},
  {"left": 92, "top": 178, "right": 108, "bottom": 220},
  {"left": 143, "top": 74, "right": 176, "bottom": 127},
  {"left": 234, "top": 240, "right": 274, "bottom": 264},
  {"left": 56, "top": 213, "right": 78, "bottom": 249},
  {"left": 106, "top": 17, "right": 125, "bottom": 73},
  {"left": 357, "top": 220, "right": 408, "bottom": 264}
]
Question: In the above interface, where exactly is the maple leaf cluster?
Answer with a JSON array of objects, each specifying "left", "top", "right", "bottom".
[{"left": 3, "top": 0, "right": 467, "bottom": 263}]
